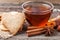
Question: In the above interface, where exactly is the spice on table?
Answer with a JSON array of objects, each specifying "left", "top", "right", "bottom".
[
  {"left": 27, "top": 28, "right": 44, "bottom": 33},
  {"left": 45, "top": 21, "right": 56, "bottom": 36},
  {"left": 45, "top": 27, "right": 56, "bottom": 36},
  {"left": 57, "top": 25, "right": 60, "bottom": 31},
  {"left": 26, "top": 21, "right": 56, "bottom": 36},
  {"left": 26, "top": 28, "right": 46, "bottom": 37},
  {"left": 27, "top": 26, "right": 38, "bottom": 30}
]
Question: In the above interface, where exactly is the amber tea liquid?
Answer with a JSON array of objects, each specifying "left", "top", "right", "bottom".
[{"left": 24, "top": 4, "right": 52, "bottom": 28}]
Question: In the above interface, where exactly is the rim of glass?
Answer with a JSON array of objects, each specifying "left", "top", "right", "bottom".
[{"left": 22, "top": 1, "right": 54, "bottom": 12}]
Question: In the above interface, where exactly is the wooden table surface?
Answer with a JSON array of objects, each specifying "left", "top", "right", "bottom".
[{"left": 0, "top": 4, "right": 60, "bottom": 40}]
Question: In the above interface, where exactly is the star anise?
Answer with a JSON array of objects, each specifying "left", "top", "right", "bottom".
[
  {"left": 45, "top": 27, "right": 56, "bottom": 36},
  {"left": 44, "top": 22, "right": 57, "bottom": 36}
]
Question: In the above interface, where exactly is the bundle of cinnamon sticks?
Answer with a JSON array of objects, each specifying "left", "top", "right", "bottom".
[
  {"left": 26, "top": 26, "right": 46, "bottom": 36},
  {"left": 26, "top": 20, "right": 57, "bottom": 37}
]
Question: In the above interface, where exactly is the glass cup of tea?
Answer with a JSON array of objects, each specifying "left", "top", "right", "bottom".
[{"left": 22, "top": 1, "right": 54, "bottom": 28}]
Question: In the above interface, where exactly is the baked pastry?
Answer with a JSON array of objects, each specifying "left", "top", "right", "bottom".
[{"left": 2, "top": 11, "right": 25, "bottom": 35}]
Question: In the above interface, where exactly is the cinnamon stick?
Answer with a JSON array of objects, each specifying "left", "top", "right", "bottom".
[
  {"left": 26, "top": 28, "right": 46, "bottom": 36},
  {"left": 27, "top": 28, "right": 44, "bottom": 33},
  {"left": 27, "top": 30, "right": 46, "bottom": 37},
  {"left": 27, "top": 26, "right": 38, "bottom": 30}
]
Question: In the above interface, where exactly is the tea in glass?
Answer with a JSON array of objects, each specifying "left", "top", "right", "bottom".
[{"left": 22, "top": 1, "right": 54, "bottom": 28}]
